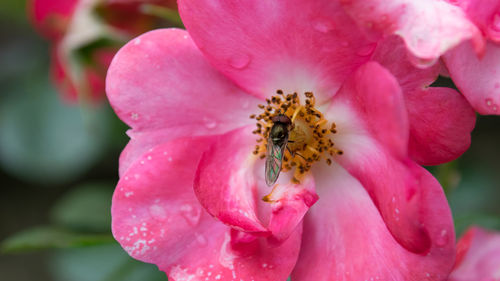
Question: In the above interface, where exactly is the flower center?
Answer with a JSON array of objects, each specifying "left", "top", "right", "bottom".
[{"left": 251, "top": 90, "right": 342, "bottom": 187}]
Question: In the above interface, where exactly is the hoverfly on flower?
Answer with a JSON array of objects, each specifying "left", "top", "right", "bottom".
[{"left": 265, "top": 114, "right": 293, "bottom": 186}]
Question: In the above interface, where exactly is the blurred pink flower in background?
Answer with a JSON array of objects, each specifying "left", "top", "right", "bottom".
[
  {"left": 105, "top": 1, "right": 481, "bottom": 280},
  {"left": 449, "top": 227, "right": 500, "bottom": 281},
  {"left": 29, "top": 0, "right": 177, "bottom": 103}
]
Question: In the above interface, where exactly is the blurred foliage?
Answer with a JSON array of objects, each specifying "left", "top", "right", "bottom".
[
  {"left": 50, "top": 182, "right": 113, "bottom": 232},
  {"left": 50, "top": 244, "right": 167, "bottom": 281},
  {"left": 1, "top": 226, "right": 113, "bottom": 253},
  {"left": 0, "top": 78, "right": 112, "bottom": 184}
]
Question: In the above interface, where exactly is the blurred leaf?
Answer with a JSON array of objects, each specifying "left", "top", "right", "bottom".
[
  {"left": 140, "top": 4, "right": 184, "bottom": 27},
  {"left": 50, "top": 182, "right": 114, "bottom": 232},
  {"left": 50, "top": 244, "right": 167, "bottom": 281},
  {"left": 454, "top": 213, "right": 500, "bottom": 236},
  {"left": 1, "top": 226, "right": 114, "bottom": 253},
  {"left": 0, "top": 77, "right": 111, "bottom": 185},
  {"left": 0, "top": 1, "right": 27, "bottom": 24},
  {"left": 427, "top": 161, "right": 461, "bottom": 194}
]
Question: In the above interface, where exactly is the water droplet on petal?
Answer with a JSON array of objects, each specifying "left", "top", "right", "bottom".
[
  {"left": 241, "top": 100, "right": 249, "bottom": 109},
  {"left": 486, "top": 98, "right": 493, "bottom": 107},
  {"left": 202, "top": 117, "right": 217, "bottom": 129},
  {"left": 131, "top": 112, "right": 139, "bottom": 120},
  {"left": 493, "top": 105, "right": 498, "bottom": 112},
  {"left": 134, "top": 38, "right": 141, "bottom": 45},
  {"left": 180, "top": 204, "right": 202, "bottom": 226},
  {"left": 195, "top": 233, "right": 207, "bottom": 246},
  {"left": 436, "top": 229, "right": 449, "bottom": 247},
  {"left": 149, "top": 204, "right": 167, "bottom": 221},
  {"left": 228, "top": 54, "right": 251, "bottom": 69},
  {"left": 313, "top": 20, "right": 334, "bottom": 33}
]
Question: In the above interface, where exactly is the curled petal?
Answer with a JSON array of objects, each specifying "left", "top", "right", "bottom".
[
  {"left": 326, "top": 62, "right": 452, "bottom": 253},
  {"left": 291, "top": 164, "right": 455, "bottom": 281},
  {"left": 106, "top": 28, "right": 259, "bottom": 172},
  {"left": 444, "top": 41, "right": 500, "bottom": 115},
  {"left": 406, "top": 87, "right": 476, "bottom": 165},
  {"left": 329, "top": 61, "right": 409, "bottom": 158},
  {"left": 266, "top": 175, "right": 318, "bottom": 242},
  {"left": 450, "top": 227, "right": 500, "bottom": 281},
  {"left": 194, "top": 126, "right": 267, "bottom": 233},
  {"left": 178, "top": 0, "right": 374, "bottom": 103},
  {"left": 372, "top": 35, "right": 440, "bottom": 92},
  {"left": 194, "top": 126, "right": 318, "bottom": 240},
  {"left": 112, "top": 136, "right": 301, "bottom": 281},
  {"left": 457, "top": 0, "right": 500, "bottom": 43},
  {"left": 340, "top": 0, "right": 484, "bottom": 67}
]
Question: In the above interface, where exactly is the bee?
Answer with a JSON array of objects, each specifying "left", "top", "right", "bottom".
[{"left": 265, "top": 114, "right": 293, "bottom": 186}]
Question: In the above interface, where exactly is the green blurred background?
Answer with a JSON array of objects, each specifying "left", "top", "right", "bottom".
[{"left": 0, "top": 1, "right": 499, "bottom": 281}]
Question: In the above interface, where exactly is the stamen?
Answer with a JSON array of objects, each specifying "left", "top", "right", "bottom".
[{"left": 252, "top": 90, "right": 342, "bottom": 190}]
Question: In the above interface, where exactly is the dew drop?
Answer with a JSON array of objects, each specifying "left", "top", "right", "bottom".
[
  {"left": 149, "top": 204, "right": 167, "bottom": 221},
  {"left": 180, "top": 204, "right": 202, "bottom": 226},
  {"left": 313, "top": 20, "right": 334, "bottom": 33},
  {"left": 486, "top": 98, "right": 493, "bottom": 107},
  {"left": 241, "top": 100, "right": 249, "bottom": 109},
  {"left": 409, "top": 55, "right": 437, "bottom": 68},
  {"left": 134, "top": 38, "right": 141, "bottom": 45},
  {"left": 228, "top": 53, "right": 251, "bottom": 69},
  {"left": 436, "top": 229, "right": 449, "bottom": 247},
  {"left": 357, "top": 43, "right": 377, "bottom": 56},
  {"left": 195, "top": 233, "right": 207, "bottom": 246},
  {"left": 131, "top": 112, "right": 139, "bottom": 120},
  {"left": 203, "top": 116, "right": 217, "bottom": 129},
  {"left": 493, "top": 105, "right": 498, "bottom": 112}
]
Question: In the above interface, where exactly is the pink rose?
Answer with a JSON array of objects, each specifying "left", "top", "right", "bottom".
[{"left": 107, "top": 1, "right": 476, "bottom": 280}]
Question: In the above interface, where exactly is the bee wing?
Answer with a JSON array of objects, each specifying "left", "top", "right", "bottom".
[{"left": 265, "top": 139, "right": 287, "bottom": 186}]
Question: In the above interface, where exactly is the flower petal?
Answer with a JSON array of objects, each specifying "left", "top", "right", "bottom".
[
  {"left": 444, "top": 41, "right": 500, "bottom": 115},
  {"left": 457, "top": 0, "right": 500, "bottom": 43},
  {"left": 291, "top": 164, "right": 455, "bottom": 281},
  {"left": 266, "top": 174, "right": 318, "bottom": 242},
  {"left": 328, "top": 61, "right": 409, "bottom": 159},
  {"left": 406, "top": 87, "right": 476, "bottom": 165},
  {"left": 194, "top": 126, "right": 267, "bottom": 234},
  {"left": 194, "top": 126, "right": 318, "bottom": 241},
  {"left": 112, "top": 136, "right": 301, "bottom": 281},
  {"left": 106, "top": 28, "right": 260, "bottom": 172},
  {"left": 372, "top": 35, "right": 440, "bottom": 92},
  {"left": 450, "top": 227, "right": 500, "bottom": 281},
  {"left": 340, "top": 0, "right": 484, "bottom": 67},
  {"left": 326, "top": 62, "right": 450, "bottom": 253},
  {"left": 178, "top": 0, "right": 374, "bottom": 102},
  {"left": 371, "top": 36, "right": 475, "bottom": 164}
]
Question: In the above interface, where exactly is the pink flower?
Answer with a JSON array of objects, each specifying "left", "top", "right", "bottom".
[
  {"left": 443, "top": 0, "right": 500, "bottom": 115},
  {"left": 29, "top": 0, "right": 177, "bottom": 103},
  {"left": 107, "top": 1, "right": 475, "bottom": 280},
  {"left": 337, "top": 0, "right": 500, "bottom": 115},
  {"left": 449, "top": 227, "right": 500, "bottom": 281}
]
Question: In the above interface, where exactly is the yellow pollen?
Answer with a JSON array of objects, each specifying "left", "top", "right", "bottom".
[{"left": 250, "top": 90, "right": 342, "bottom": 187}]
